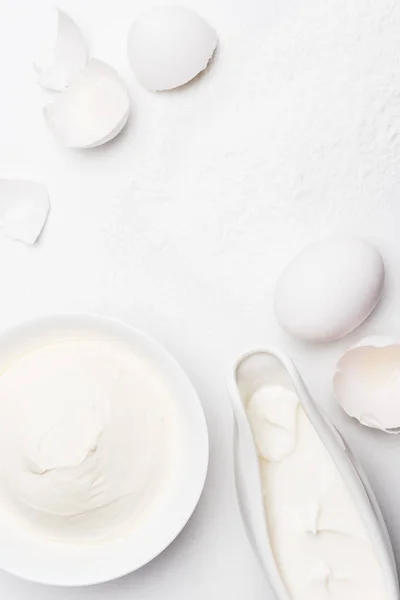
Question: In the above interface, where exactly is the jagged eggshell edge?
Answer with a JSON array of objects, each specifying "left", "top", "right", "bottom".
[
  {"left": 0, "top": 179, "right": 50, "bottom": 244},
  {"left": 34, "top": 8, "right": 89, "bottom": 92},
  {"left": 43, "top": 59, "right": 130, "bottom": 148},
  {"left": 333, "top": 336, "right": 400, "bottom": 434}
]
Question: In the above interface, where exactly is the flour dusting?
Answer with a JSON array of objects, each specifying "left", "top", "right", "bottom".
[{"left": 120, "top": 0, "right": 400, "bottom": 305}]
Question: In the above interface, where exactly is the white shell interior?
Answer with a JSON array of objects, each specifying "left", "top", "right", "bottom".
[
  {"left": 43, "top": 59, "right": 130, "bottom": 148},
  {"left": 334, "top": 340, "right": 400, "bottom": 433}
]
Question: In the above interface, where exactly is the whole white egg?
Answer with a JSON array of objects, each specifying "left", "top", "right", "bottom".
[
  {"left": 274, "top": 237, "right": 385, "bottom": 343},
  {"left": 127, "top": 6, "right": 217, "bottom": 91}
]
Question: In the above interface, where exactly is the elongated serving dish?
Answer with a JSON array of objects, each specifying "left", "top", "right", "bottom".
[{"left": 227, "top": 348, "right": 399, "bottom": 600}]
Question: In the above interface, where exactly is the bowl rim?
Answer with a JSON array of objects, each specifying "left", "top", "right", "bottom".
[{"left": 0, "top": 313, "right": 209, "bottom": 587}]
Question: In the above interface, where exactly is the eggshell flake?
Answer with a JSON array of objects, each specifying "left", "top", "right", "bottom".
[
  {"left": 274, "top": 237, "right": 385, "bottom": 343},
  {"left": 34, "top": 8, "right": 88, "bottom": 92},
  {"left": 334, "top": 340, "right": 400, "bottom": 433},
  {"left": 0, "top": 180, "right": 50, "bottom": 244},
  {"left": 43, "top": 59, "right": 130, "bottom": 148},
  {"left": 127, "top": 6, "right": 217, "bottom": 91}
]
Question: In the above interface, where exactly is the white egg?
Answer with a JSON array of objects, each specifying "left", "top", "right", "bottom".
[
  {"left": 334, "top": 338, "right": 400, "bottom": 433},
  {"left": 44, "top": 59, "right": 130, "bottom": 148},
  {"left": 274, "top": 237, "right": 385, "bottom": 343},
  {"left": 127, "top": 6, "right": 217, "bottom": 91}
]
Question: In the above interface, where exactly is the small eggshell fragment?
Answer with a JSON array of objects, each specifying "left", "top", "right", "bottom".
[
  {"left": 43, "top": 59, "right": 130, "bottom": 148},
  {"left": 0, "top": 180, "right": 50, "bottom": 244},
  {"left": 34, "top": 8, "right": 88, "bottom": 92},
  {"left": 127, "top": 6, "right": 217, "bottom": 91},
  {"left": 334, "top": 339, "right": 400, "bottom": 433},
  {"left": 274, "top": 237, "right": 385, "bottom": 343}
]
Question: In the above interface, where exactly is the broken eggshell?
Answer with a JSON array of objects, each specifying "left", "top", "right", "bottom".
[
  {"left": 43, "top": 59, "right": 130, "bottom": 148},
  {"left": 127, "top": 6, "right": 217, "bottom": 91},
  {"left": 0, "top": 180, "right": 50, "bottom": 244},
  {"left": 334, "top": 337, "right": 400, "bottom": 433},
  {"left": 34, "top": 8, "right": 88, "bottom": 92},
  {"left": 227, "top": 349, "right": 398, "bottom": 599}
]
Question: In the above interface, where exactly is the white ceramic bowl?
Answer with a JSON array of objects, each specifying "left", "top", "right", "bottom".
[
  {"left": 227, "top": 348, "right": 399, "bottom": 600},
  {"left": 0, "top": 314, "right": 209, "bottom": 586}
]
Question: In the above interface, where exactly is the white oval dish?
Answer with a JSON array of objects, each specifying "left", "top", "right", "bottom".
[
  {"left": 227, "top": 348, "right": 398, "bottom": 600},
  {"left": 0, "top": 314, "right": 209, "bottom": 586}
]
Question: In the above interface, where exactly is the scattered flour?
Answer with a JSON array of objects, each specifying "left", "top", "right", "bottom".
[{"left": 118, "top": 0, "right": 400, "bottom": 306}]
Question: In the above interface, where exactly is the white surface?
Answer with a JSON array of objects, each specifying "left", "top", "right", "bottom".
[{"left": 1, "top": 0, "right": 400, "bottom": 598}]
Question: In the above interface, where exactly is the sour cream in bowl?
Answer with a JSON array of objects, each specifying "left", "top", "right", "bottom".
[{"left": 0, "top": 314, "right": 208, "bottom": 586}]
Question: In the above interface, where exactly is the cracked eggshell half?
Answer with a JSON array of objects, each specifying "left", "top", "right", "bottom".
[
  {"left": 0, "top": 180, "right": 50, "bottom": 244},
  {"left": 44, "top": 59, "right": 130, "bottom": 148},
  {"left": 274, "top": 237, "right": 385, "bottom": 343},
  {"left": 127, "top": 6, "right": 217, "bottom": 91},
  {"left": 34, "top": 8, "right": 88, "bottom": 91},
  {"left": 334, "top": 337, "right": 400, "bottom": 433}
]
